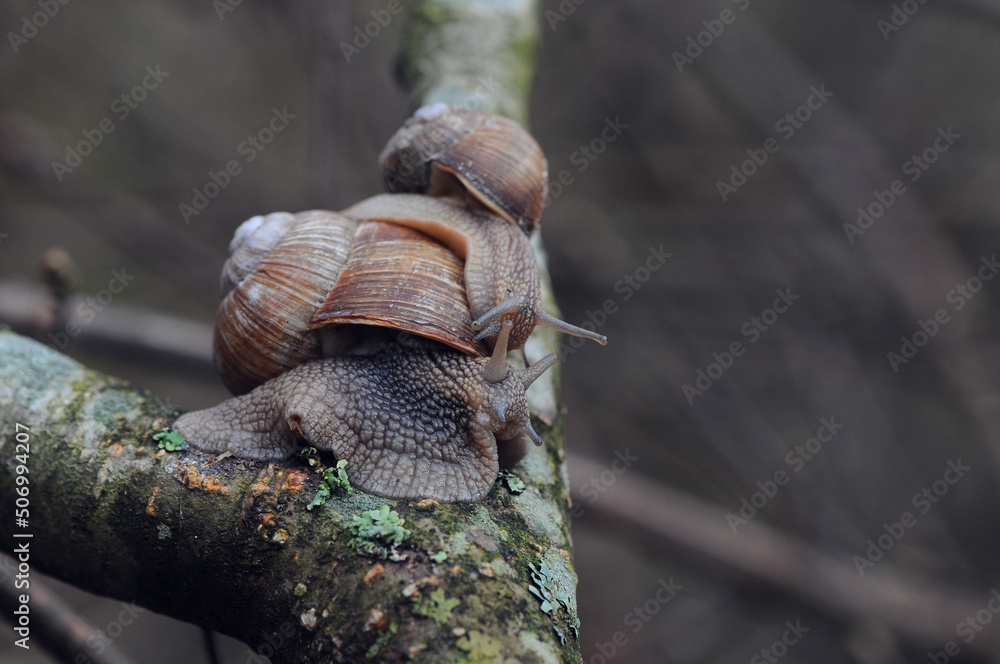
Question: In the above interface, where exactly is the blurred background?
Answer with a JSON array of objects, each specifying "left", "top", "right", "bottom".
[{"left": 3, "top": 0, "right": 1000, "bottom": 662}]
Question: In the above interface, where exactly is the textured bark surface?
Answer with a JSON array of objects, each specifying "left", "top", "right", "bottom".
[
  {"left": 0, "top": 326, "right": 579, "bottom": 663},
  {"left": 398, "top": 0, "right": 541, "bottom": 123}
]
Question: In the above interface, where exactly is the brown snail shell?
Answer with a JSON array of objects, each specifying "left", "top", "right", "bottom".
[
  {"left": 378, "top": 103, "right": 548, "bottom": 235},
  {"left": 312, "top": 221, "right": 489, "bottom": 357},
  {"left": 343, "top": 193, "right": 608, "bottom": 353},
  {"left": 214, "top": 210, "right": 488, "bottom": 395}
]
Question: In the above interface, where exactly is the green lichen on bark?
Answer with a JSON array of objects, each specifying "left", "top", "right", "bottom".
[{"left": 0, "top": 330, "right": 580, "bottom": 662}]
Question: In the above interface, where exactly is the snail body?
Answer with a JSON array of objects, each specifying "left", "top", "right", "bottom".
[
  {"left": 176, "top": 335, "right": 554, "bottom": 502},
  {"left": 179, "top": 207, "right": 548, "bottom": 501}
]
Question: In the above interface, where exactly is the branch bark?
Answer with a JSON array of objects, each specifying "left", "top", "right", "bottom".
[
  {"left": 398, "top": 0, "right": 542, "bottom": 123},
  {"left": 0, "top": 318, "right": 577, "bottom": 663}
]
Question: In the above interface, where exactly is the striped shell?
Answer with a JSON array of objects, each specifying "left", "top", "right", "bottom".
[
  {"left": 214, "top": 210, "right": 485, "bottom": 395},
  {"left": 378, "top": 104, "right": 548, "bottom": 235}
]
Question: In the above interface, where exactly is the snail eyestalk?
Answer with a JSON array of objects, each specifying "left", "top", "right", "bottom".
[
  {"left": 536, "top": 310, "right": 608, "bottom": 345},
  {"left": 520, "top": 353, "right": 557, "bottom": 389},
  {"left": 483, "top": 320, "right": 513, "bottom": 384}
]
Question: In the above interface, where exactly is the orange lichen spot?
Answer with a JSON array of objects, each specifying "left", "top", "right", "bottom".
[
  {"left": 249, "top": 479, "right": 270, "bottom": 497},
  {"left": 279, "top": 469, "right": 307, "bottom": 494},
  {"left": 177, "top": 464, "right": 200, "bottom": 488},
  {"left": 177, "top": 464, "right": 229, "bottom": 494},
  {"left": 364, "top": 608, "right": 385, "bottom": 632},
  {"left": 363, "top": 563, "right": 386, "bottom": 585},
  {"left": 146, "top": 487, "right": 159, "bottom": 516},
  {"left": 108, "top": 443, "right": 123, "bottom": 457},
  {"left": 201, "top": 475, "right": 230, "bottom": 493},
  {"left": 415, "top": 498, "right": 440, "bottom": 509},
  {"left": 260, "top": 513, "right": 276, "bottom": 527}
]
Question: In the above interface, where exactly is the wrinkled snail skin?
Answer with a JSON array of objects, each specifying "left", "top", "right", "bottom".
[{"left": 175, "top": 341, "right": 557, "bottom": 503}]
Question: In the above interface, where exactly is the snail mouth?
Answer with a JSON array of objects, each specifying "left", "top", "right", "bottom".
[
  {"left": 491, "top": 400, "right": 507, "bottom": 425},
  {"left": 287, "top": 413, "right": 305, "bottom": 437}
]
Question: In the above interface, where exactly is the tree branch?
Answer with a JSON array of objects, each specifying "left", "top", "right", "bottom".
[
  {"left": 398, "top": 0, "right": 542, "bottom": 123},
  {"left": 0, "top": 327, "right": 578, "bottom": 662}
]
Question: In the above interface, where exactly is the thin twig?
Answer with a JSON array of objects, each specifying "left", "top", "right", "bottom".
[
  {"left": 0, "top": 553, "right": 138, "bottom": 664},
  {"left": 568, "top": 455, "right": 995, "bottom": 655}
]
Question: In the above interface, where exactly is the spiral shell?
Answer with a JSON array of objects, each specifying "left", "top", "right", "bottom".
[
  {"left": 214, "top": 211, "right": 488, "bottom": 395},
  {"left": 378, "top": 104, "right": 548, "bottom": 235},
  {"left": 312, "top": 221, "right": 488, "bottom": 357}
]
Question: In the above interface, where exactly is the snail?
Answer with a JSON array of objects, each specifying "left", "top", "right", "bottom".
[
  {"left": 349, "top": 103, "right": 607, "bottom": 352},
  {"left": 378, "top": 102, "right": 547, "bottom": 234},
  {"left": 175, "top": 210, "right": 554, "bottom": 502},
  {"left": 174, "top": 106, "right": 604, "bottom": 502}
]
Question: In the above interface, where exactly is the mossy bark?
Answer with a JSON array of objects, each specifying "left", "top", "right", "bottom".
[
  {"left": 398, "top": 0, "right": 542, "bottom": 124},
  {"left": 0, "top": 326, "right": 578, "bottom": 663}
]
